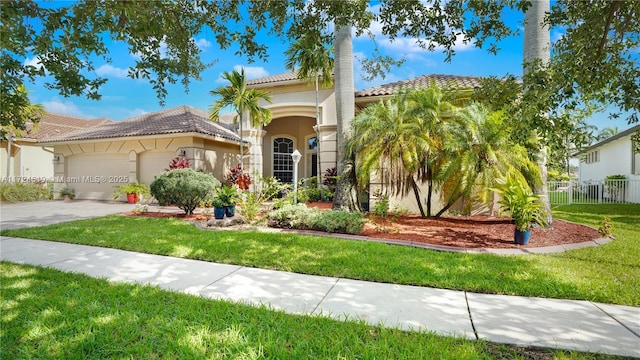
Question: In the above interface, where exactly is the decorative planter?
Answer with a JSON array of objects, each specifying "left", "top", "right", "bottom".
[
  {"left": 126, "top": 193, "right": 139, "bottom": 204},
  {"left": 225, "top": 205, "right": 236, "bottom": 218},
  {"left": 514, "top": 229, "right": 531, "bottom": 245},
  {"left": 213, "top": 207, "right": 226, "bottom": 219}
]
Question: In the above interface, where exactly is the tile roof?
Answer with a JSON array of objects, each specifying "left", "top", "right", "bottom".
[
  {"left": 245, "top": 72, "right": 302, "bottom": 86},
  {"left": 23, "top": 113, "right": 113, "bottom": 140},
  {"left": 41, "top": 106, "right": 242, "bottom": 144},
  {"left": 356, "top": 74, "right": 483, "bottom": 98}
]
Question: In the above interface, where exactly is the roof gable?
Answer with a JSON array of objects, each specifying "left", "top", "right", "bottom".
[{"left": 41, "top": 106, "right": 241, "bottom": 144}]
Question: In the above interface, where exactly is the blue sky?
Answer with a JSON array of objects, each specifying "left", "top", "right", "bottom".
[{"left": 24, "top": 2, "right": 632, "bottom": 133}]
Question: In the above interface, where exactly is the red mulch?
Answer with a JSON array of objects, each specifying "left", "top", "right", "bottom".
[{"left": 123, "top": 201, "right": 601, "bottom": 249}]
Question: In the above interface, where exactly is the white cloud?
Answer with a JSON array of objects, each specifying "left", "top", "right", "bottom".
[
  {"left": 95, "top": 64, "right": 128, "bottom": 79},
  {"left": 216, "top": 65, "right": 269, "bottom": 83},
  {"left": 24, "top": 56, "right": 44, "bottom": 70},
  {"left": 127, "top": 108, "right": 148, "bottom": 118},
  {"left": 194, "top": 37, "right": 211, "bottom": 49},
  {"left": 42, "top": 98, "right": 89, "bottom": 118}
]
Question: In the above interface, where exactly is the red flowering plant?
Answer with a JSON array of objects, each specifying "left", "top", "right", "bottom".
[
  {"left": 165, "top": 157, "right": 191, "bottom": 171},
  {"left": 224, "top": 164, "right": 252, "bottom": 190}
]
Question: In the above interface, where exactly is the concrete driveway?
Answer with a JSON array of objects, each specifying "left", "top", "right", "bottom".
[{"left": 0, "top": 200, "right": 136, "bottom": 230}]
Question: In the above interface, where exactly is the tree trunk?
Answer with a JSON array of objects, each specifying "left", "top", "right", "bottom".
[
  {"left": 524, "top": 0, "right": 553, "bottom": 227},
  {"left": 410, "top": 177, "right": 426, "bottom": 218},
  {"left": 332, "top": 23, "right": 356, "bottom": 211},
  {"left": 315, "top": 77, "right": 322, "bottom": 189}
]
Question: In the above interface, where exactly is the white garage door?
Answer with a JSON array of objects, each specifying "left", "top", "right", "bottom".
[
  {"left": 67, "top": 153, "right": 129, "bottom": 200},
  {"left": 139, "top": 151, "right": 174, "bottom": 185}
]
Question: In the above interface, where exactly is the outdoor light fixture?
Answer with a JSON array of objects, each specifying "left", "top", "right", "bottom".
[
  {"left": 178, "top": 149, "right": 187, "bottom": 157},
  {"left": 52, "top": 155, "right": 60, "bottom": 165},
  {"left": 291, "top": 149, "right": 302, "bottom": 204}
]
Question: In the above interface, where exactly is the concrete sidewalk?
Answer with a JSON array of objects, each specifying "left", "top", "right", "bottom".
[{"left": 1, "top": 237, "right": 638, "bottom": 358}]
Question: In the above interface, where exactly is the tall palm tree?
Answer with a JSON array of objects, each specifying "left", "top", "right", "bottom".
[
  {"left": 436, "top": 104, "right": 540, "bottom": 218},
  {"left": 348, "top": 89, "right": 432, "bottom": 216},
  {"left": 332, "top": 23, "right": 356, "bottom": 210},
  {"left": 285, "top": 30, "right": 334, "bottom": 189},
  {"left": 209, "top": 68, "right": 272, "bottom": 173},
  {"left": 523, "top": 0, "right": 552, "bottom": 226}
]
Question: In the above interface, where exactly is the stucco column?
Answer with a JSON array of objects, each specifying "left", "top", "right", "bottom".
[
  {"left": 128, "top": 150, "right": 138, "bottom": 183},
  {"left": 245, "top": 129, "right": 266, "bottom": 180}
]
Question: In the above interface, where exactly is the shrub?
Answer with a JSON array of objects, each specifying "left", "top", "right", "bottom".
[
  {"left": 322, "top": 167, "right": 338, "bottom": 191},
  {"left": 266, "top": 204, "right": 365, "bottom": 235},
  {"left": 165, "top": 157, "right": 191, "bottom": 171},
  {"left": 308, "top": 210, "right": 365, "bottom": 234},
  {"left": 0, "top": 182, "right": 49, "bottom": 203},
  {"left": 150, "top": 169, "right": 220, "bottom": 214},
  {"left": 224, "top": 164, "right": 252, "bottom": 190},
  {"left": 598, "top": 217, "right": 615, "bottom": 238}
]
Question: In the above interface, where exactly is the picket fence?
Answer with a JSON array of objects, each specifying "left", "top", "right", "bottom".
[{"left": 547, "top": 179, "right": 640, "bottom": 205}]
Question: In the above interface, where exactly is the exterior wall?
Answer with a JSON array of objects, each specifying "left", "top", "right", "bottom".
[
  {"left": 0, "top": 141, "right": 54, "bottom": 180},
  {"left": 51, "top": 135, "right": 238, "bottom": 200},
  {"left": 579, "top": 136, "right": 634, "bottom": 181},
  {"left": 262, "top": 116, "right": 317, "bottom": 180}
]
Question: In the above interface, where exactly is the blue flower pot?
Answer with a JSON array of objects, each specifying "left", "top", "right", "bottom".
[
  {"left": 214, "top": 207, "right": 226, "bottom": 219},
  {"left": 225, "top": 205, "right": 236, "bottom": 218},
  {"left": 514, "top": 229, "right": 531, "bottom": 245}
]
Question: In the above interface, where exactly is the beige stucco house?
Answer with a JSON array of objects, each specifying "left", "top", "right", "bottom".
[
  {"left": 40, "top": 73, "right": 482, "bottom": 211},
  {"left": 40, "top": 106, "right": 242, "bottom": 200}
]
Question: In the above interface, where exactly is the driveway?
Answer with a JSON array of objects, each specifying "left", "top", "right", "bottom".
[{"left": 0, "top": 200, "right": 136, "bottom": 230}]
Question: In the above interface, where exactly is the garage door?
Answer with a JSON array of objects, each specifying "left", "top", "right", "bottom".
[
  {"left": 139, "top": 151, "right": 174, "bottom": 185},
  {"left": 66, "top": 153, "right": 129, "bottom": 200}
]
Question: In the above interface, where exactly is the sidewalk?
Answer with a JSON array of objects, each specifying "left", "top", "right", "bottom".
[{"left": 1, "top": 236, "right": 638, "bottom": 358}]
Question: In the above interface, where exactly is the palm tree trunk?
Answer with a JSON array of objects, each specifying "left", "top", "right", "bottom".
[
  {"left": 332, "top": 23, "right": 356, "bottom": 211},
  {"left": 426, "top": 167, "right": 433, "bottom": 217},
  {"left": 239, "top": 113, "right": 244, "bottom": 173},
  {"left": 315, "top": 77, "right": 322, "bottom": 189},
  {"left": 524, "top": 0, "right": 553, "bottom": 227},
  {"left": 410, "top": 177, "right": 426, "bottom": 218}
]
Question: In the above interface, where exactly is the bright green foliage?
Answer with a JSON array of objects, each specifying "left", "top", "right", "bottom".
[
  {"left": 149, "top": 169, "right": 219, "bottom": 214},
  {"left": 598, "top": 216, "right": 615, "bottom": 238},
  {"left": 112, "top": 183, "right": 150, "bottom": 200},
  {"left": 438, "top": 104, "right": 541, "bottom": 217},
  {"left": 492, "top": 172, "right": 548, "bottom": 231},
  {"left": 213, "top": 185, "right": 240, "bottom": 207},
  {"left": 266, "top": 204, "right": 365, "bottom": 234},
  {"left": 0, "top": 181, "right": 48, "bottom": 203}
]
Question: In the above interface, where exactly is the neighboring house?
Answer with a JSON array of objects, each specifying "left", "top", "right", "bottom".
[
  {"left": 40, "top": 106, "right": 241, "bottom": 200},
  {"left": 574, "top": 124, "right": 640, "bottom": 182},
  {"left": 1, "top": 113, "right": 113, "bottom": 180}
]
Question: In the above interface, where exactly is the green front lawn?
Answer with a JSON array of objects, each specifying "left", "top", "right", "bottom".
[
  {"left": 2, "top": 204, "right": 639, "bottom": 305},
  {"left": 0, "top": 262, "right": 619, "bottom": 359}
]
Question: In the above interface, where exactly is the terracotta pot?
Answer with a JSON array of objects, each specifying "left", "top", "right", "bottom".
[{"left": 126, "top": 193, "right": 138, "bottom": 204}]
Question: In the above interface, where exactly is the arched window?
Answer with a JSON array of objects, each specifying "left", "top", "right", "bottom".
[{"left": 273, "top": 137, "right": 294, "bottom": 183}]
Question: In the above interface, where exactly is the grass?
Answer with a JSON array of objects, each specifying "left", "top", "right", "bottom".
[
  {"left": 1, "top": 204, "right": 639, "bottom": 305},
  {"left": 0, "top": 262, "right": 621, "bottom": 359}
]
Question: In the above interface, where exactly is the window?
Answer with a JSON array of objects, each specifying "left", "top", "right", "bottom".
[
  {"left": 308, "top": 136, "right": 318, "bottom": 150},
  {"left": 273, "top": 137, "right": 294, "bottom": 183},
  {"left": 585, "top": 150, "right": 599, "bottom": 164}
]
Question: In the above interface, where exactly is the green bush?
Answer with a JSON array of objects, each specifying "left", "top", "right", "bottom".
[
  {"left": 308, "top": 210, "right": 365, "bottom": 234},
  {"left": 150, "top": 169, "right": 220, "bottom": 214},
  {"left": 266, "top": 204, "right": 365, "bottom": 235},
  {"left": 0, "top": 182, "right": 49, "bottom": 203}
]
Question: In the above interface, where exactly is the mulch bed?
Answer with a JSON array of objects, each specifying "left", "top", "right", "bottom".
[{"left": 124, "top": 203, "right": 601, "bottom": 249}]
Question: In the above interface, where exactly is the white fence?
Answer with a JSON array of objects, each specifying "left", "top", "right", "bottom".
[{"left": 548, "top": 179, "right": 640, "bottom": 205}]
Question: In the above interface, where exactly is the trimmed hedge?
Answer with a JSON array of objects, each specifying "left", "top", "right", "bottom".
[{"left": 266, "top": 204, "right": 365, "bottom": 235}]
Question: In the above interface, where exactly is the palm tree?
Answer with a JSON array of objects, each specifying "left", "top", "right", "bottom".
[
  {"left": 523, "top": 0, "right": 552, "bottom": 226},
  {"left": 348, "top": 89, "right": 431, "bottom": 216},
  {"left": 332, "top": 23, "right": 356, "bottom": 210},
  {"left": 284, "top": 30, "right": 334, "bottom": 189},
  {"left": 209, "top": 68, "right": 272, "bottom": 173},
  {"left": 597, "top": 126, "right": 619, "bottom": 141},
  {"left": 436, "top": 104, "right": 541, "bottom": 218}
]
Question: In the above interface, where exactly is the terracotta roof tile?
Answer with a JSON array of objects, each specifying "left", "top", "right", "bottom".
[
  {"left": 41, "top": 106, "right": 242, "bottom": 144},
  {"left": 245, "top": 72, "right": 300, "bottom": 86},
  {"left": 23, "top": 113, "right": 113, "bottom": 140},
  {"left": 356, "top": 74, "right": 483, "bottom": 98}
]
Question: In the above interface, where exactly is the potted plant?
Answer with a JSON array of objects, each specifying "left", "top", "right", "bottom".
[
  {"left": 112, "top": 183, "right": 150, "bottom": 204},
  {"left": 214, "top": 185, "right": 240, "bottom": 217},
  {"left": 212, "top": 197, "right": 226, "bottom": 219},
  {"left": 59, "top": 187, "right": 75, "bottom": 200},
  {"left": 493, "top": 174, "right": 548, "bottom": 245}
]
